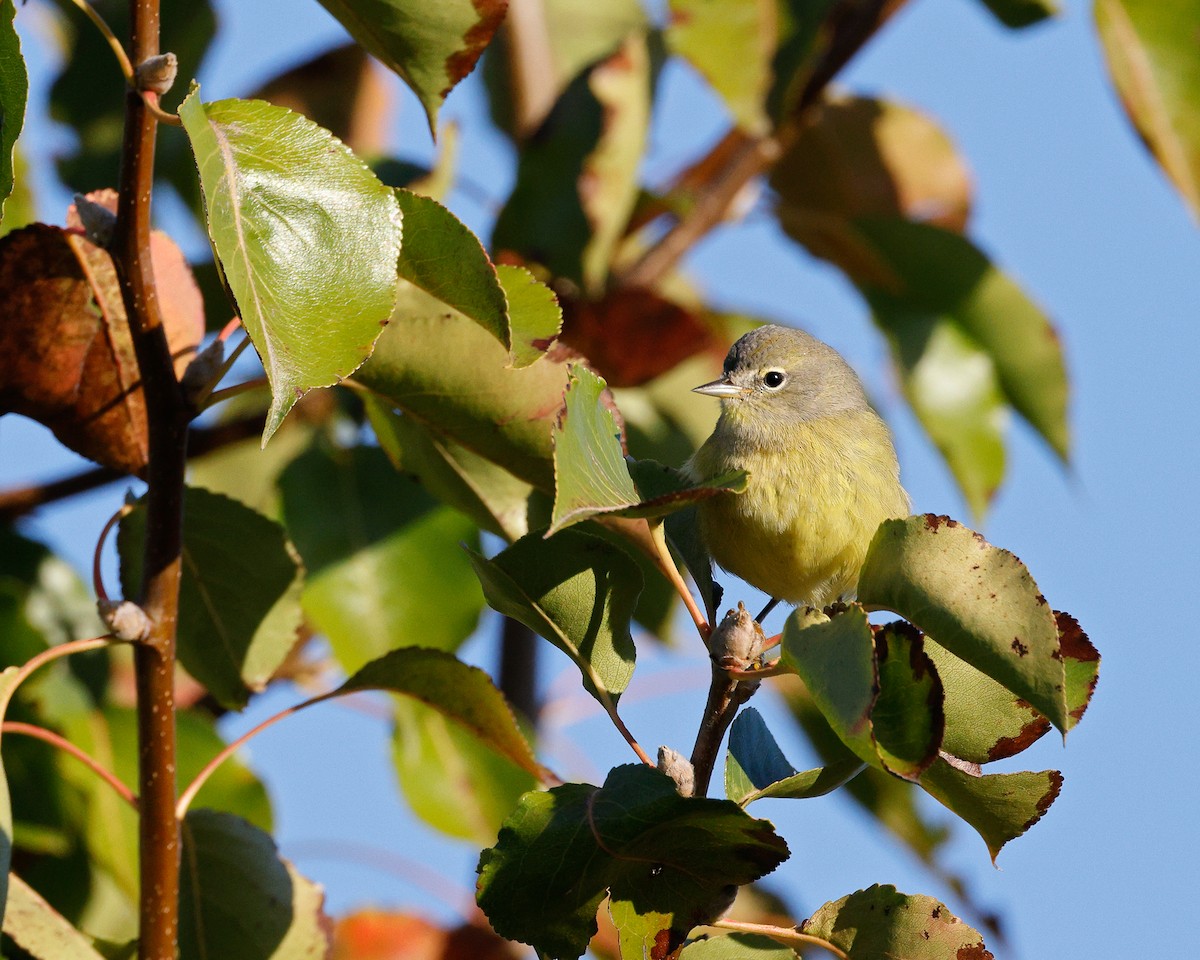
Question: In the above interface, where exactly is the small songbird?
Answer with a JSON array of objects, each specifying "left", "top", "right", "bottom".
[{"left": 685, "top": 324, "right": 909, "bottom": 609}]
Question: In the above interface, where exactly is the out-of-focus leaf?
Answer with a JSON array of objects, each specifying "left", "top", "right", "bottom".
[
  {"left": 476, "top": 765, "right": 789, "bottom": 960},
  {"left": 976, "top": 0, "right": 1058, "bottom": 29},
  {"left": 2, "top": 873, "right": 105, "bottom": 960},
  {"left": 780, "top": 607, "right": 942, "bottom": 780},
  {"left": 355, "top": 293, "right": 576, "bottom": 492},
  {"left": 667, "top": 0, "right": 774, "bottom": 133},
  {"left": 802, "top": 885, "right": 993, "bottom": 959},
  {"left": 0, "top": 667, "right": 18, "bottom": 925},
  {"left": 469, "top": 529, "right": 640, "bottom": 708},
  {"left": 558, "top": 288, "right": 719, "bottom": 388},
  {"left": 493, "top": 34, "right": 650, "bottom": 292},
  {"left": 391, "top": 697, "right": 535, "bottom": 844},
  {"left": 178, "top": 86, "right": 402, "bottom": 442},
  {"left": 365, "top": 396, "right": 544, "bottom": 542},
  {"left": 335, "top": 646, "right": 548, "bottom": 781},
  {"left": 1096, "top": 0, "right": 1200, "bottom": 218},
  {"left": 1057, "top": 611, "right": 1100, "bottom": 730},
  {"left": 498, "top": 264, "right": 563, "bottom": 368},
  {"left": 0, "top": 145, "right": 34, "bottom": 238},
  {"left": 314, "top": 0, "right": 507, "bottom": 132},
  {"left": 253, "top": 43, "right": 391, "bottom": 157},
  {"left": 0, "top": 527, "right": 103, "bottom": 650},
  {"left": 119, "top": 486, "right": 304, "bottom": 710},
  {"left": 680, "top": 932, "right": 796, "bottom": 959},
  {"left": 278, "top": 443, "right": 482, "bottom": 673},
  {"left": 395, "top": 189, "right": 510, "bottom": 350},
  {"left": 858, "top": 515, "right": 1068, "bottom": 732},
  {"left": 0, "top": 215, "right": 202, "bottom": 475},
  {"left": 725, "top": 707, "right": 864, "bottom": 805},
  {"left": 919, "top": 758, "right": 1061, "bottom": 863},
  {"left": 179, "top": 810, "right": 330, "bottom": 960},
  {"left": 330, "top": 910, "right": 520, "bottom": 960},
  {"left": 550, "top": 366, "right": 746, "bottom": 534},
  {"left": 0, "top": 0, "right": 27, "bottom": 226}
]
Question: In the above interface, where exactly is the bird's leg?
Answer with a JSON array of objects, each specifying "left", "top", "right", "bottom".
[{"left": 754, "top": 596, "right": 781, "bottom": 623}]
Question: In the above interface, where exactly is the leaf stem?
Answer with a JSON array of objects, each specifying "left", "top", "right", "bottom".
[
  {"left": 2, "top": 721, "right": 138, "bottom": 810},
  {"left": 0, "top": 636, "right": 117, "bottom": 724},
  {"left": 201, "top": 375, "right": 268, "bottom": 411},
  {"left": 93, "top": 502, "right": 134, "bottom": 604},
  {"left": 711, "top": 919, "right": 851, "bottom": 960}
]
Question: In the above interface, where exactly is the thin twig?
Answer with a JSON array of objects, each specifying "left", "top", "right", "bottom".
[
  {"left": 202, "top": 376, "right": 268, "bottom": 411},
  {"left": 711, "top": 919, "right": 851, "bottom": 960},
  {"left": 63, "top": 0, "right": 134, "bottom": 82},
  {"left": 93, "top": 502, "right": 134, "bottom": 604},
  {"left": 2, "top": 721, "right": 138, "bottom": 809}
]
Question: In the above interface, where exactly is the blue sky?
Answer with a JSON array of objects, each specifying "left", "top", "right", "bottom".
[{"left": 4, "top": 0, "right": 1198, "bottom": 956}]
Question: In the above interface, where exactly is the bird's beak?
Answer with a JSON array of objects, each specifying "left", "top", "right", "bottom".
[{"left": 692, "top": 376, "right": 745, "bottom": 399}]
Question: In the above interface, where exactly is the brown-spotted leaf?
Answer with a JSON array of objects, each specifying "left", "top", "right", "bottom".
[{"left": 0, "top": 205, "right": 202, "bottom": 474}]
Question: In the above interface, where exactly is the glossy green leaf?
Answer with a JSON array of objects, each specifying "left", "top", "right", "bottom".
[
  {"left": 391, "top": 697, "right": 536, "bottom": 844},
  {"left": 336, "top": 646, "right": 548, "bottom": 781},
  {"left": 179, "top": 810, "right": 330, "bottom": 960},
  {"left": 314, "top": 0, "right": 507, "bottom": 132},
  {"left": 780, "top": 607, "right": 943, "bottom": 780},
  {"left": 1096, "top": 0, "right": 1200, "bottom": 218},
  {"left": 725, "top": 707, "right": 864, "bottom": 805},
  {"left": 858, "top": 515, "right": 1069, "bottom": 732},
  {"left": 0, "top": 0, "right": 27, "bottom": 226},
  {"left": 278, "top": 443, "right": 483, "bottom": 673},
  {"left": 493, "top": 34, "right": 651, "bottom": 292},
  {"left": 919, "top": 757, "right": 1062, "bottom": 863},
  {"left": 356, "top": 295, "right": 574, "bottom": 491},
  {"left": 118, "top": 486, "right": 304, "bottom": 710},
  {"left": 679, "top": 932, "right": 797, "bottom": 959},
  {"left": 469, "top": 529, "right": 640, "bottom": 708},
  {"left": 178, "top": 86, "right": 402, "bottom": 442},
  {"left": 667, "top": 0, "right": 774, "bottom": 133},
  {"left": 394, "top": 189, "right": 509, "bottom": 349},
  {"left": 856, "top": 218, "right": 1069, "bottom": 462},
  {"left": 802, "top": 885, "right": 993, "bottom": 959},
  {"left": 366, "top": 395, "right": 545, "bottom": 542},
  {"left": 476, "top": 765, "right": 789, "bottom": 960},
  {"left": 2, "top": 873, "right": 105, "bottom": 960},
  {"left": 498, "top": 264, "right": 563, "bottom": 368},
  {"left": 551, "top": 366, "right": 746, "bottom": 534},
  {"left": 976, "top": 0, "right": 1058, "bottom": 28}
]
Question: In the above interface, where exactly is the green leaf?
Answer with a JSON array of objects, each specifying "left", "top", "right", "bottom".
[
  {"left": 336, "top": 646, "right": 548, "bottom": 782},
  {"left": 1096, "top": 0, "right": 1200, "bottom": 218},
  {"left": 365, "top": 395, "right": 545, "bottom": 542},
  {"left": 498, "top": 264, "right": 564, "bottom": 368},
  {"left": 493, "top": 34, "right": 651, "bottom": 292},
  {"left": 118, "top": 486, "right": 304, "bottom": 710},
  {"left": 476, "top": 765, "right": 789, "bottom": 960},
  {"left": 178, "top": 86, "right": 402, "bottom": 442},
  {"left": 468, "top": 529, "right": 640, "bottom": 708},
  {"left": 0, "top": 0, "right": 27, "bottom": 226},
  {"left": 394, "top": 189, "right": 509, "bottom": 350},
  {"left": 858, "top": 514, "right": 1069, "bottom": 732},
  {"left": 725, "top": 707, "right": 864, "bottom": 805},
  {"left": 802, "top": 884, "right": 993, "bottom": 959},
  {"left": 679, "top": 932, "right": 797, "bottom": 959},
  {"left": 856, "top": 218, "right": 1069, "bottom": 463},
  {"left": 919, "top": 757, "right": 1062, "bottom": 863},
  {"left": 0, "top": 528, "right": 104, "bottom": 649},
  {"left": 0, "top": 666, "right": 18, "bottom": 926},
  {"left": 779, "top": 607, "right": 943, "bottom": 780},
  {"left": 2, "top": 873, "right": 105, "bottom": 960},
  {"left": 314, "top": 0, "right": 507, "bottom": 133},
  {"left": 179, "top": 809, "right": 330, "bottom": 960},
  {"left": 355, "top": 296, "right": 574, "bottom": 491},
  {"left": 667, "top": 0, "right": 774, "bottom": 134},
  {"left": 278, "top": 443, "right": 483, "bottom": 674},
  {"left": 550, "top": 366, "right": 746, "bottom": 534},
  {"left": 1057, "top": 611, "right": 1100, "bottom": 731},
  {"left": 977, "top": 0, "right": 1059, "bottom": 29},
  {"left": 391, "top": 697, "right": 537, "bottom": 844}
]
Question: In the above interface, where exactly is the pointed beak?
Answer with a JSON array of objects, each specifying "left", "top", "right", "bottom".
[{"left": 692, "top": 376, "right": 745, "bottom": 399}]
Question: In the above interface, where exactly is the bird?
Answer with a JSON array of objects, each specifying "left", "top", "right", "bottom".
[{"left": 685, "top": 324, "right": 909, "bottom": 611}]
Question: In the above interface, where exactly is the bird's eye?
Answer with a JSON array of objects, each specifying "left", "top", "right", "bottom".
[{"left": 763, "top": 370, "right": 786, "bottom": 389}]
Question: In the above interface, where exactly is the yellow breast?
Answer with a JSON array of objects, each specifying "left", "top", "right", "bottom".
[{"left": 688, "top": 409, "right": 909, "bottom": 607}]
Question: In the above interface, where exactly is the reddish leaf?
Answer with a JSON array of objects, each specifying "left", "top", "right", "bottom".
[
  {"left": 559, "top": 288, "right": 718, "bottom": 387},
  {"left": 0, "top": 200, "right": 203, "bottom": 474},
  {"left": 331, "top": 910, "right": 519, "bottom": 960}
]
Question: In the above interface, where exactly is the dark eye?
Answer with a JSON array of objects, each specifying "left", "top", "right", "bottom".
[{"left": 763, "top": 370, "right": 786, "bottom": 389}]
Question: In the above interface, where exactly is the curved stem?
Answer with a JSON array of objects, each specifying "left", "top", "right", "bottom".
[
  {"left": 93, "top": 503, "right": 135, "bottom": 604},
  {"left": 0, "top": 636, "right": 117, "bottom": 724},
  {"left": 711, "top": 919, "right": 851, "bottom": 960},
  {"left": 202, "top": 376, "right": 268, "bottom": 411},
  {"left": 63, "top": 0, "right": 134, "bottom": 82},
  {"left": 2, "top": 722, "right": 137, "bottom": 810}
]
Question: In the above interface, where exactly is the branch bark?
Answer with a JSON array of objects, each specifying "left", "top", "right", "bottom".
[{"left": 111, "top": 2, "right": 187, "bottom": 956}]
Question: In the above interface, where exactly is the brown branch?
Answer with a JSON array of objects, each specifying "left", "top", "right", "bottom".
[{"left": 110, "top": 2, "right": 187, "bottom": 956}]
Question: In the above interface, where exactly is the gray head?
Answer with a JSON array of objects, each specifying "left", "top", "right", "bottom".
[{"left": 693, "top": 325, "right": 871, "bottom": 422}]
